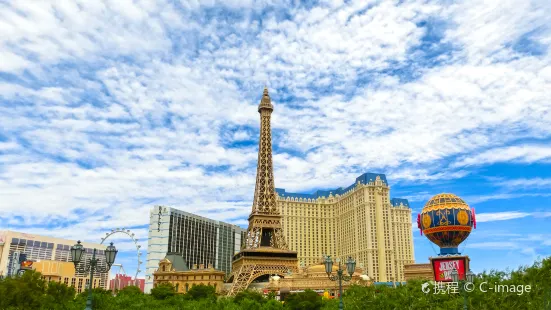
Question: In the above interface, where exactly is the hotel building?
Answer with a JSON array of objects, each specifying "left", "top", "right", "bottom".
[
  {"left": 276, "top": 173, "right": 414, "bottom": 282},
  {"left": 145, "top": 206, "right": 246, "bottom": 293},
  {"left": 152, "top": 253, "right": 226, "bottom": 294},
  {"left": 0, "top": 230, "right": 108, "bottom": 292},
  {"left": 109, "top": 274, "right": 145, "bottom": 293}
]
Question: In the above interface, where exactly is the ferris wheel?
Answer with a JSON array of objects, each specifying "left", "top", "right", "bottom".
[{"left": 101, "top": 228, "right": 143, "bottom": 283}]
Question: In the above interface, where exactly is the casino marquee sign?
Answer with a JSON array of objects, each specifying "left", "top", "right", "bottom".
[{"left": 430, "top": 256, "right": 470, "bottom": 282}]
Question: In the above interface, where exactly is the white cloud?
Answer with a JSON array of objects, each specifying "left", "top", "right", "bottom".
[
  {"left": 401, "top": 192, "right": 434, "bottom": 202},
  {"left": 1, "top": 0, "right": 551, "bottom": 278},
  {"left": 443, "top": 0, "right": 551, "bottom": 62},
  {"left": 454, "top": 145, "right": 551, "bottom": 167},
  {"left": 533, "top": 212, "right": 551, "bottom": 218},
  {"left": 465, "top": 192, "right": 551, "bottom": 204},
  {"left": 475, "top": 211, "right": 531, "bottom": 222},
  {"left": 511, "top": 234, "right": 549, "bottom": 242},
  {"left": 472, "top": 211, "right": 551, "bottom": 223},
  {"left": 0, "top": 51, "right": 31, "bottom": 72},
  {"left": 497, "top": 177, "right": 551, "bottom": 189},
  {"left": 468, "top": 241, "right": 537, "bottom": 261},
  {"left": 469, "top": 241, "right": 521, "bottom": 249},
  {"left": 0, "top": 0, "right": 173, "bottom": 74}
]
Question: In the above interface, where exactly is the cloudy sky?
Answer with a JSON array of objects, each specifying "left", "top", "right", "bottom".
[{"left": 1, "top": 0, "right": 550, "bottom": 279}]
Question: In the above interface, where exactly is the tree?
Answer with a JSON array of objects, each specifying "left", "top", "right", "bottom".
[
  {"left": 234, "top": 290, "right": 267, "bottom": 305},
  {"left": 336, "top": 256, "right": 551, "bottom": 310},
  {"left": 0, "top": 270, "right": 47, "bottom": 310},
  {"left": 73, "top": 286, "right": 115, "bottom": 310},
  {"left": 320, "top": 298, "right": 339, "bottom": 310},
  {"left": 117, "top": 285, "right": 143, "bottom": 297},
  {"left": 267, "top": 291, "right": 277, "bottom": 300},
  {"left": 262, "top": 299, "right": 284, "bottom": 310},
  {"left": 42, "top": 280, "right": 77, "bottom": 310},
  {"left": 185, "top": 284, "right": 217, "bottom": 301},
  {"left": 1, "top": 257, "right": 551, "bottom": 310},
  {"left": 239, "top": 298, "right": 263, "bottom": 310},
  {"left": 283, "top": 290, "right": 323, "bottom": 310},
  {"left": 150, "top": 283, "right": 176, "bottom": 300}
]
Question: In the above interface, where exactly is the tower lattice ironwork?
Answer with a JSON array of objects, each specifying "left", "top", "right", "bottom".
[{"left": 227, "top": 87, "right": 298, "bottom": 296}]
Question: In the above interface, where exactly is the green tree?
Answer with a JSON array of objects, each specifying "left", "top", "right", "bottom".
[
  {"left": 234, "top": 290, "right": 267, "bottom": 305},
  {"left": 266, "top": 291, "right": 277, "bottom": 300},
  {"left": 185, "top": 284, "right": 217, "bottom": 301},
  {"left": 0, "top": 270, "right": 47, "bottom": 310},
  {"left": 217, "top": 297, "right": 244, "bottom": 310},
  {"left": 240, "top": 298, "right": 263, "bottom": 310},
  {"left": 2, "top": 256, "right": 551, "bottom": 310},
  {"left": 42, "top": 280, "right": 77, "bottom": 310},
  {"left": 320, "top": 298, "right": 339, "bottom": 310},
  {"left": 151, "top": 283, "right": 176, "bottom": 300},
  {"left": 262, "top": 299, "right": 284, "bottom": 310},
  {"left": 337, "top": 256, "right": 551, "bottom": 310},
  {"left": 74, "top": 286, "right": 115, "bottom": 310},
  {"left": 117, "top": 285, "right": 143, "bottom": 297},
  {"left": 284, "top": 290, "right": 323, "bottom": 310}
]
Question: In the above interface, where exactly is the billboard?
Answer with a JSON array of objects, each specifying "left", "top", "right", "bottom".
[
  {"left": 430, "top": 256, "right": 470, "bottom": 282},
  {"left": 20, "top": 260, "right": 33, "bottom": 270}
]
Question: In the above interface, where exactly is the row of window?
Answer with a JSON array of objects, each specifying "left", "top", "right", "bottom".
[
  {"left": 40, "top": 276, "right": 106, "bottom": 293},
  {"left": 154, "top": 282, "right": 217, "bottom": 292},
  {"left": 10, "top": 238, "right": 54, "bottom": 249},
  {"left": 155, "top": 273, "right": 223, "bottom": 281},
  {"left": 168, "top": 214, "right": 218, "bottom": 271}
]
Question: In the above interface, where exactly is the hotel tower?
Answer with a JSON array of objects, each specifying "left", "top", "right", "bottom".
[{"left": 276, "top": 174, "right": 414, "bottom": 282}]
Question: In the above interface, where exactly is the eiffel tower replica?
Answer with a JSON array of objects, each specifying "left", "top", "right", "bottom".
[{"left": 227, "top": 87, "right": 298, "bottom": 296}]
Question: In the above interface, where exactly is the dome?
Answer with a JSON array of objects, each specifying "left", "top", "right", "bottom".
[
  {"left": 305, "top": 263, "right": 363, "bottom": 276},
  {"left": 418, "top": 193, "right": 477, "bottom": 255},
  {"left": 307, "top": 264, "right": 331, "bottom": 273},
  {"left": 424, "top": 193, "right": 468, "bottom": 210}
]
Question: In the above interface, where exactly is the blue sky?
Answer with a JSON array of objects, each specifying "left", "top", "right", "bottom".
[{"left": 1, "top": 0, "right": 550, "bottom": 279}]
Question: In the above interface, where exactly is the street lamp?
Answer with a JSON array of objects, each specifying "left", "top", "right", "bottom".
[
  {"left": 324, "top": 255, "right": 356, "bottom": 310},
  {"left": 451, "top": 268, "right": 475, "bottom": 310},
  {"left": 71, "top": 241, "right": 118, "bottom": 310}
]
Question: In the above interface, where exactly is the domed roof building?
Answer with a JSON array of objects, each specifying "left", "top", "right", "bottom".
[
  {"left": 264, "top": 258, "right": 371, "bottom": 299},
  {"left": 417, "top": 193, "right": 477, "bottom": 255}
]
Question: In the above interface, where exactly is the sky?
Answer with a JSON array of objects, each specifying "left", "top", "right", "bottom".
[{"left": 0, "top": 0, "right": 550, "bottom": 280}]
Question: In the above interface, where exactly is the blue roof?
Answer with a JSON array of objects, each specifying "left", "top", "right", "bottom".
[
  {"left": 276, "top": 173, "right": 391, "bottom": 200},
  {"left": 390, "top": 198, "right": 410, "bottom": 207}
]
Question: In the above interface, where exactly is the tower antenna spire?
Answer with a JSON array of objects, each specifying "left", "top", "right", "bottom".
[{"left": 258, "top": 85, "right": 273, "bottom": 112}]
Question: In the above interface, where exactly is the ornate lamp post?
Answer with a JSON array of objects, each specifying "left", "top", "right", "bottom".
[
  {"left": 324, "top": 255, "right": 356, "bottom": 310},
  {"left": 451, "top": 268, "right": 475, "bottom": 310},
  {"left": 71, "top": 240, "right": 118, "bottom": 310}
]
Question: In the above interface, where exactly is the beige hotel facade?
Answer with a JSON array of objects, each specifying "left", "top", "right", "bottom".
[
  {"left": 276, "top": 173, "right": 414, "bottom": 282},
  {"left": 0, "top": 230, "right": 108, "bottom": 292}
]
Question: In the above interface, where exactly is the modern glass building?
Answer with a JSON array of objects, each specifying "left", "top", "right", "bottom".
[{"left": 145, "top": 206, "right": 246, "bottom": 293}]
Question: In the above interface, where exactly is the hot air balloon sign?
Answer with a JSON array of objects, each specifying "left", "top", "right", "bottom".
[{"left": 417, "top": 193, "right": 476, "bottom": 256}]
